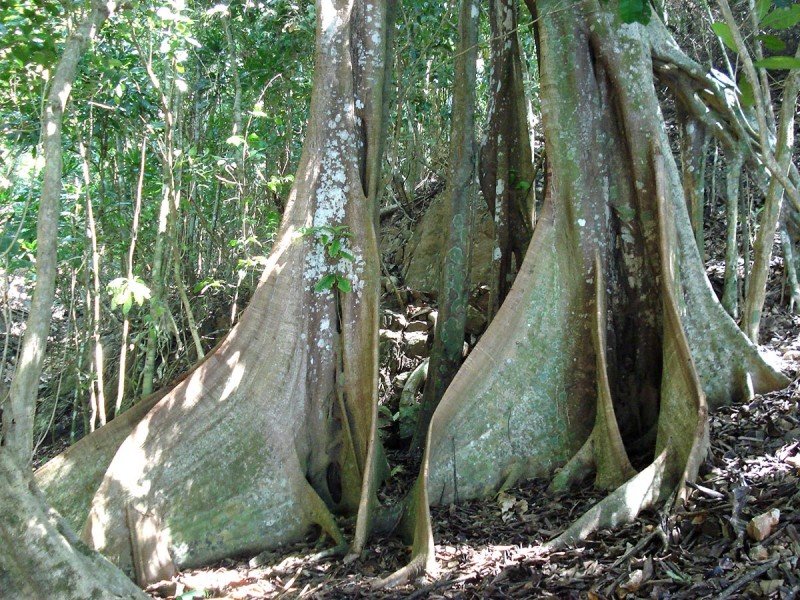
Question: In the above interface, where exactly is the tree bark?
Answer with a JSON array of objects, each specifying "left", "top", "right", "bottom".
[
  {"left": 0, "top": 452, "right": 146, "bottom": 599},
  {"left": 677, "top": 106, "right": 707, "bottom": 255},
  {"left": 479, "top": 0, "right": 535, "bottom": 317},
  {"left": 410, "top": 0, "right": 478, "bottom": 455},
  {"left": 723, "top": 149, "right": 744, "bottom": 318}
]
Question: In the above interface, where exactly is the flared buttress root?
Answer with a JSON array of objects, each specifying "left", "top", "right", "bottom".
[{"left": 546, "top": 448, "right": 670, "bottom": 550}]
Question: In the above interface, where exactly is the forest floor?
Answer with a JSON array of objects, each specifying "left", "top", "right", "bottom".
[{"left": 146, "top": 253, "right": 800, "bottom": 600}]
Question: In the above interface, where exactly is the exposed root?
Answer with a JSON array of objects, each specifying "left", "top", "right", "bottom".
[
  {"left": 550, "top": 255, "right": 636, "bottom": 493},
  {"left": 546, "top": 447, "right": 670, "bottom": 550},
  {"left": 372, "top": 553, "right": 428, "bottom": 590},
  {"left": 401, "top": 359, "right": 429, "bottom": 408},
  {"left": 589, "top": 254, "right": 637, "bottom": 490},
  {"left": 302, "top": 479, "right": 346, "bottom": 549},
  {"left": 549, "top": 435, "right": 594, "bottom": 493}
]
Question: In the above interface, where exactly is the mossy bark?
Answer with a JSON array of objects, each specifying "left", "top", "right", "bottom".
[
  {"left": 388, "top": 0, "right": 787, "bottom": 581},
  {"left": 409, "top": 0, "right": 478, "bottom": 454},
  {"left": 479, "top": 0, "right": 535, "bottom": 317},
  {"left": 0, "top": 452, "right": 147, "bottom": 600}
]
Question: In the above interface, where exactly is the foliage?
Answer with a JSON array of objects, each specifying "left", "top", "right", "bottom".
[
  {"left": 300, "top": 225, "right": 355, "bottom": 293},
  {"left": 107, "top": 276, "right": 151, "bottom": 315}
]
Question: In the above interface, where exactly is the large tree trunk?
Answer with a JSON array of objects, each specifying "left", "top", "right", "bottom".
[
  {"left": 39, "top": 0, "right": 393, "bottom": 585},
  {"left": 386, "top": 0, "right": 787, "bottom": 582}
]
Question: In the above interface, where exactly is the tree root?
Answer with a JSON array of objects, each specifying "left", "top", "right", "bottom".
[
  {"left": 546, "top": 448, "right": 670, "bottom": 550},
  {"left": 372, "top": 553, "right": 429, "bottom": 590}
]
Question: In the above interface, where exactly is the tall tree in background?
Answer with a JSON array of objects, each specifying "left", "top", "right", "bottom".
[
  {"left": 388, "top": 0, "right": 788, "bottom": 581},
  {"left": 479, "top": 0, "right": 534, "bottom": 318},
  {"left": 410, "top": 0, "right": 478, "bottom": 455}
]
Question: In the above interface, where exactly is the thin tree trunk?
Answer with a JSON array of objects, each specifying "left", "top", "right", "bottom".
[
  {"left": 723, "top": 150, "right": 743, "bottom": 318},
  {"left": 740, "top": 54, "right": 800, "bottom": 341},
  {"left": 410, "top": 0, "right": 478, "bottom": 454},
  {"left": 173, "top": 245, "right": 204, "bottom": 360},
  {"left": 2, "top": 0, "right": 114, "bottom": 465},
  {"left": 141, "top": 64, "right": 179, "bottom": 397},
  {"left": 115, "top": 137, "right": 147, "bottom": 416},
  {"left": 79, "top": 138, "right": 107, "bottom": 427}
]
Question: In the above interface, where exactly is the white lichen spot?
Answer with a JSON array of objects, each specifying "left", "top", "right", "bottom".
[
  {"left": 495, "top": 179, "right": 505, "bottom": 196},
  {"left": 471, "top": 3, "right": 479, "bottom": 18},
  {"left": 577, "top": 218, "right": 586, "bottom": 227},
  {"left": 493, "top": 246, "right": 502, "bottom": 261}
]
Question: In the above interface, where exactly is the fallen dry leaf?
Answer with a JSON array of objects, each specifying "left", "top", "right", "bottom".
[{"left": 747, "top": 508, "right": 780, "bottom": 542}]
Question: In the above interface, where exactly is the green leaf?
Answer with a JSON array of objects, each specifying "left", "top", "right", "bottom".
[
  {"left": 335, "top": 275, "right": 352, "bottom": 293},
  {"left": 754, "top": 55, "right": 800, "bottom": 69},
  {"left": 756, "top": 0, "right": 772, "bottom": 20},
  {"left": 761, "top": 4, "right": 800, "bottom": 29},
  {"left": 755, "top": 34, "right": 787, "bottom": 51},
  {"left": 328, "top": 238, "right": 341, "bottom": 258},
  {"left": 314, "top": 274, "right": 337, "bottom": 292},
  {"left": 516, "top": 180, "right": 531, "bottom": 191},
  {"left": 618, "top": 0, "right": 651, "bottom": 24},
  {"left": 122, "top": 297, "right": 133, "bottom": 315},
  {"left": 738, "top": 76, "right": 755, "bottom": 108},
  {"left": 711, "top": 22, "right": 738, "bottom": 53}
]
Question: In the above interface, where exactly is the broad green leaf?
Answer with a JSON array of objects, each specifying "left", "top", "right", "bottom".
[
  {"left": 328, "top": 238, "right": 341, "bottom": 258},
  {"left": 122, "top": 297, "right": 133, "bottom": 315},
  {"left": 335, "top": 275, "right": 352, "bottom": 293},
  {"left": 711, "top": 22, "right": 738, "bottom": 53},
  {"left": 756, "top": 0, "right": 771, "bottom": 20},
  {"left": 754, "top": 55, "right": 800, "bottom": 69},
  {"left": 755, "top": 34, "right": 787, "bottom": 52},
  {"left": 738, "top": 77, "right": 755, "bottom": 108},
  {"left": 761, "top": 4, "right": 800, "bottom": 29},
  {"left": 314, "top": 273, "right": 337, "bottom": 292}
]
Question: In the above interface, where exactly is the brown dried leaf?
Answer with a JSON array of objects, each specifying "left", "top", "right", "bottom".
[{"left": 747, "top": 509, "right": 781, "bottom": 542}]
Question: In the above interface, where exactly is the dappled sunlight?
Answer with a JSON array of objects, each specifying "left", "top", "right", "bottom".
[{"left": 218, "top": 353, "right": 244, "bottom": 403}]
